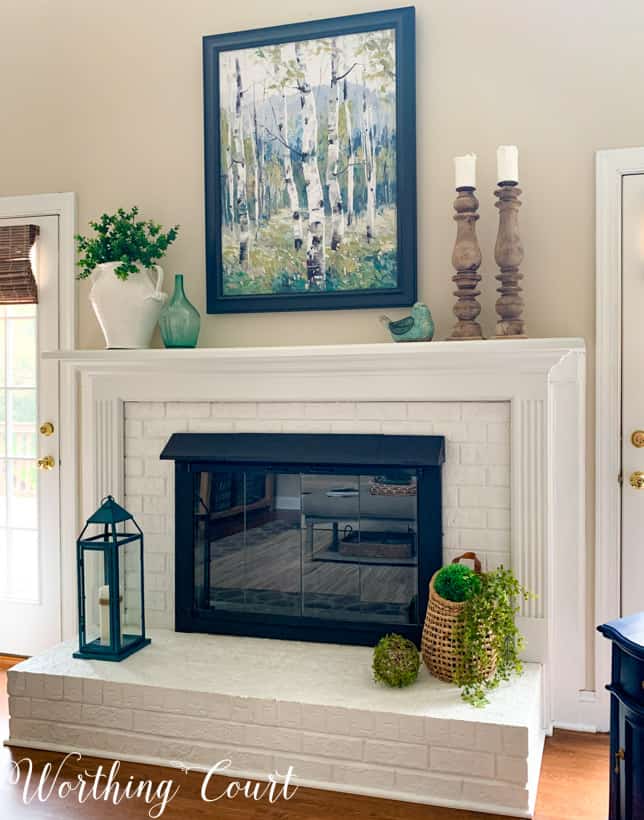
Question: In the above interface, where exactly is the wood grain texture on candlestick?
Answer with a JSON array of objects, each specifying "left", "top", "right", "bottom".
[
  {"left": 494, "top": 184, "right": 526, "bottom": 337},
  {"left": 448, "top": 188, "right": 483, "bottom": 340}
]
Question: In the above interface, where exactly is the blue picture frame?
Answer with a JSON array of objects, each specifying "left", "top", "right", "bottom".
[{"left": 203, "top": 7, "right": 416, "bottom": 314}]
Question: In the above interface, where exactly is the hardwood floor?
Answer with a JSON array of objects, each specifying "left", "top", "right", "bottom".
[{"left": 0, "top": 668, "right": 609, "bottom": 819}]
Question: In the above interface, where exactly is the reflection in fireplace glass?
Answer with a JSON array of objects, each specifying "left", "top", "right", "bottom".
[{"left": 193, "top": 470, "right": 419, "bottom": 625}]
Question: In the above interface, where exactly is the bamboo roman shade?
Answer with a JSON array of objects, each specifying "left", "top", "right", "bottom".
[{"left": 0, "top": 224, "right": 39, "bottom": 304}]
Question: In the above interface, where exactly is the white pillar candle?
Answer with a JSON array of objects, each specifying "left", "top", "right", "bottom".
[
  {"left": 98, "top": 584, "right": 110, "bottom": 644},
  {"left": 497, "top": 145, "right": 519, "bottom": 184},
  {"left": 454, "top": 153, "right": 477, "bottom": 189}
]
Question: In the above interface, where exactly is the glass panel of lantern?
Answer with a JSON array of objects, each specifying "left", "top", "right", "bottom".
[{"left": 74, "top": 495, "right": 150, "bottom": 661}]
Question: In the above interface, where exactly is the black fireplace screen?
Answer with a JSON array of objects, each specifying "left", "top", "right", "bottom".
[{"left": 162, "top": 434, "right": 444, "bottom": 647}]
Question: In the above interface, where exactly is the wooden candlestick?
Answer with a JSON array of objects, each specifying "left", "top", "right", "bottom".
[
  {"left": 494, "top": 183, "right": 526, "bottom": 338},
  {"left": 448, "top": 187, "right": 483, "bottom": 340}
]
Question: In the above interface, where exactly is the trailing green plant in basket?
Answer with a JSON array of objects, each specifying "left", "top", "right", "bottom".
[
  {"left": 434, "top": 563, "right": 482, "bottom": 602},
  {"left": 454, "top": 566, "right": 532, "bottom": 707},
  {"left": 373, "top": 633, "right": 420, "bottom": 688}
]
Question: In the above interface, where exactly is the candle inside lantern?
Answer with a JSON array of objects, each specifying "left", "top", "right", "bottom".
[
  {"left": 98, "top": 584, "right": 110, "bottom": 644},
  {"left": 454, "top": 153, "right": 477, "bottom": 189},
  {"left": 497, "top": 145, "right": 519, "bottom": 184}
]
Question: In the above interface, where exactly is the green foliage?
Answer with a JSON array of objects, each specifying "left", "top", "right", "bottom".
[
  {"left": 75, "top": 207, "right": 179, "bottom": 280},
  {"left": 372, "top": 633, "right": 420, "bottom": 688},
  {"left": 434, "top": 564, "right": 482, "bottom": 603},
  {"left": 454, "top": 566, "right": 533, "bottom": 708},
  {"left": 222, "top": 207, "right": 397, "bottom": 295}
]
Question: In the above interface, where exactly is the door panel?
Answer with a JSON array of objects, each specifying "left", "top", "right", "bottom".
[
  {"left": 621, "top": 174, "right": 644, "bottom": 617},
  {"left": 0, "top": 215, "right": 60, "bottom": 654}
]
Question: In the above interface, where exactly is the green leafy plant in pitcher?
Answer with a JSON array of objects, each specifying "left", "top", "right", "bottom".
[{"left": 159, "top": 273, "right": 200, "bottom": 348}]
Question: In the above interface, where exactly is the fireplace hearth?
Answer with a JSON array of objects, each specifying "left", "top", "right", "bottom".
[{"left": 161, "top": 433, "right": 444, "bottom": 646}]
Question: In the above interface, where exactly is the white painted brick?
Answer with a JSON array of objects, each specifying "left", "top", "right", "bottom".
[
  {"left": 430, "top": 746, "right": 495, "bottom": 779},
  {"left": 125, "top": 436, "right": 167, "bottom": 458},
  {"left": 125, "top": 419, "right": 142, "bottom": 438},
  {"left": 134, "top": 710, "right": 243, "bottom": 744},
  {"left": 258, "top": 402, "right": 305, "bottom": 418},
  {"left": 443, "top": 486, "right": 458, "bottom": 508},
  {"left": 144, "top": 534, "right": 173, "bottom": 553},
  {"left": 126, "top": 402, "right": 166, "bottom": 419},
  {"left": 432, "top": 422, "right": 472, "bottom": 442},
  {"left": 364, "top": 739, "right": 427, "bottom": 769},
  {"left": 23, "top": 673, "right": 47, "bottom": 698},
  {"left": 81, "top": 703, "right": 132, "bottom": 730},
  {"left": 42, "top": 675, "right": 63, "bottom": 700},
  {"left": 144, "top": 458, "right": 171, "bottom": 477},
  {"left": 102, "top": 682, "right": 144, "bottom": 709},
  {"left": 425, "top": 718, "right": 450, "bottom": 746},
  {"left": 302, "top": 732, "right": 362, "bottom": 760},
  {"left": 187, "top": 419, "right": 235, "bottom": 433},
  {"left": 146, "top": 590, "right": 168, "bottom": 611},
  {"left": 231, "top": 696, "right": 277, "bottom": 725},
  {"left": 125, "top": 457, "right": 144, "bottom": 477},
  {"left": 333, "top": 762, "right": 395, "bottom": 789},
  {"left": 374, "top": 712, "right": 399, "bottom": 740},
  {"left": 167, "top": 402, "right": 210, "bottom": 418},
  {"left": 31, "top": 698, "right": 82, "bottom": 723},
  {"left": 126, "top": 495, "right": 143, "bottom": 513},
  {"left": 475, "top": 723, "right": 504, "bottom": 753},
  {"left": 234, "top": 420, "right": 284, "bottom": 433},
  {"left": 502, "top": 725, "right": 529, "bottom": 756},
  {"left": 63, "top": 677, "right": 82, "bottom": 702},
  {"left": 460, "top": 443, "right": 510, "bottom": 466},
  {"left": 143, "top": 495, "right": 170, "bottom": 514},
  {"left": 274, "top": 754, "right": 333, "bottom": 782},
  {"left": 398, "top": 714, "right": 427, "bottom": 744},
  {"left": 487, "top": 422, "right": 510, "bottom": 443},
  {"left": 496, "top": 754, "right": 528, "bottom": 785},
  {"left": 9, "top": 717, "right": 53, "bottom": 742},
  {"left": 145, "top": 553, "right": 167, "bottom": 574},
  {"left": 6, "top": 670, "right": 26, "bottom": 696},
  {"left": 281, "top": 420, "right": 332, "bottom": 433},
  {"left": 301, "top": 703, "right": 328, "bottom": 732},
  {"left": 381, "top": 420, "right": 433, "bottom": 435},
  {"left": 82, "top": 679, "right": 103, "bottom": 705},
  {"left": 304, "top": 402, "right": 356, "bottom": 419},
  {"left": 277, "top": 701, "right": 302, "bottom": 728},
  {"left": 356, "top": 402, "right": 407, "bottom": 420},
  {"left": 449, "top": 720, "right": 476, "bottom": 750},
  {"left": 136, "top": 514, "right": 168, "bottom": 534},
  {"left": 486, "top": 551, "right": 511, "bottom": 569},
  {"left": 459, "top": 486, "right": 510, "bottom": 509},
  {"left": 462, "top": 403, "right": 510, "bottom": 422},
  {"left": 245, "top": 723, "right": 302, "bottom": 753},
  {"left": 144, "top": 419, "right": 188, "bottom": 438},
  {"left": 444, "top": 508, "right": 487, "bottom": 529},
  {"left": 8, "top": 696, "right": 30, "bottom": 718},
  {"left": 407, "top": 402, "right": 462, "bottom": 421},
  {"left": 211, "top": 402, "right": 257, "bottom": 418},
  {"left": 461, "top": 778, "right": 528, "bottom": 811},
  {"left": 487, "top": 466, "right": 510, "bottom": 486},
  {"left": 330, "top": 421, "right": 382, "bottom": 434},
  {"left": 445, "top": 441, "right": 459, "bottom": 463},
  {"left": 394, "top": 770, "right": 463, "bottom": 800},
  {"left": 325, "top": 707, "right": 376, "bottom": 737},
  {"left": 488, "top": 508, "right": 511, "bottom": 530},
  {"left": 443, "top": 465, "right": 487, "bottom": 487}
]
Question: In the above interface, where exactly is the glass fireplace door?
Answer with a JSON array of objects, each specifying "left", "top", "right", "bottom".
[{"left": 192, "top": 467, "right": 419, "bottom": 631}]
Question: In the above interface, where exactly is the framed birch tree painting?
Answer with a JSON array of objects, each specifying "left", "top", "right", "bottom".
[{"left": 203, "top": 7, "right": 416, "bottom": 313}]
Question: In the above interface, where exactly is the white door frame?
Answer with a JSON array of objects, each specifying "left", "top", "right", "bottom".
[
  {"left": 595, "top": 148, "right": 644, "bottom": 712},
  {"left": 0, "top": 192, "right": 77, "bottom": 644}
]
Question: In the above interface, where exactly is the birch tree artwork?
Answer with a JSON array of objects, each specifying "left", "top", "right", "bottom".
[{"left": 218, "top": 27, "right": 397, "bottom": 296}]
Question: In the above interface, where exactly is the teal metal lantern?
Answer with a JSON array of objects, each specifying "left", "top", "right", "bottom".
[{"left": 74, "top": 496, "right": 151, "bottom": 661}]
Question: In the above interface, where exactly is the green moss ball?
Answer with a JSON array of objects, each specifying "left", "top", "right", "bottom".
[
  {"left": 372, "top": 633, "right": 420, "bottom": 688},
  {"left": 434, "top": 563, "right": 482, "bottom": 603}
]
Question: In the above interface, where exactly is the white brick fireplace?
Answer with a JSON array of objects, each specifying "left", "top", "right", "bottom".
[{"left": 5, "top": 338, "right": 588, "bottom": 817}]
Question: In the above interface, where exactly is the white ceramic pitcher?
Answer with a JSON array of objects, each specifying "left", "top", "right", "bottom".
[{"left": 89, "top": 262, "right": 167, "bottom": 349}]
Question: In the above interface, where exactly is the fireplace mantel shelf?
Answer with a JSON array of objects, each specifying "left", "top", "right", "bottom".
[{"left": 45, "top": 337, "right": 584, "bottom": 370}]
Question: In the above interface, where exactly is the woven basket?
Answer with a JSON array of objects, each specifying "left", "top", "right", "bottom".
[{"left": 421, "top": 552, "right": 496, "bottom": 683}]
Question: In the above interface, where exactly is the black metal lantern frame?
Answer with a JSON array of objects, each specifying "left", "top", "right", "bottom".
[{"left": 74, "top": 496, "right": 151, "bottom": 661}]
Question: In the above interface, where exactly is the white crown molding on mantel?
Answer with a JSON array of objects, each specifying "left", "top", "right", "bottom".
[{"left": 46, "top": 337, "right": 593, "bottom": 730}]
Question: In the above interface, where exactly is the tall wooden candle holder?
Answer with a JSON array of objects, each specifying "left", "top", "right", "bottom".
[
  {"left": 448, "top": 187, "right": 483, "bottom": 340},
  {"left": 494, "top": 182, "right": 525, "bottom": 338}
]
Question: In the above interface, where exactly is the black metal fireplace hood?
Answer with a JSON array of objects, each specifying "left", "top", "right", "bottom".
[{"left": 160, "top": 432, "right": 445, "bottom": 469}]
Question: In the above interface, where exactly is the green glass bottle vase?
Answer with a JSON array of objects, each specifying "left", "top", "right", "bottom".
[{"left": 159, "top": 274, "right": 200, "bottom": 348}]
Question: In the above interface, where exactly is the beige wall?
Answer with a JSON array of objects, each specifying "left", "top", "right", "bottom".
[{"left": 3, "top": 0, "right": 643, "bottom": 686}]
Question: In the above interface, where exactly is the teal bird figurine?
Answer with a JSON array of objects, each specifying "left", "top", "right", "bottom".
[{"left": 380, "top": 302, "right": 435, "bottom": 342}]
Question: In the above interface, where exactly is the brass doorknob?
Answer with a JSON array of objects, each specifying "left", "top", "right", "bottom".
[
  {"left": 614, "top": 747, "right": 625, "bottom": 774},
  {"left": 630, "top": 471, "right": 644, "bottom": 489},
  {"left": 39, "top": 422, "right": 54, "bottom": 437},
  {"left": 37, "top": 455, "right": 55, "bottom": 471}
]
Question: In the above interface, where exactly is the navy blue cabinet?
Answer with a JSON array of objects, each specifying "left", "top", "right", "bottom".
[{"left": 598, "top": 613, "right": 644, "bottom": 820}]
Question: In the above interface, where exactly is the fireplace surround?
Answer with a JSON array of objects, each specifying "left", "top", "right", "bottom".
[{"left": 161, "top": 432, "right": 444, "bottom": 646}]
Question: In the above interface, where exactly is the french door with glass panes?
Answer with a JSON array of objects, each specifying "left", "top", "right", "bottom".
[{"left": 0, "top": 215, "right": 60, "bottom": 655}]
